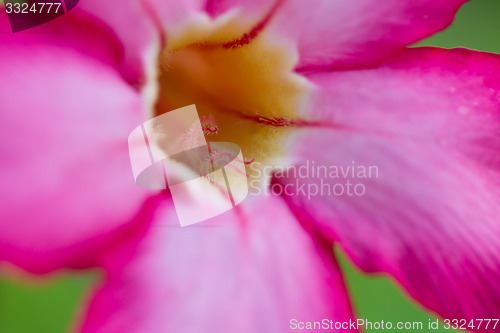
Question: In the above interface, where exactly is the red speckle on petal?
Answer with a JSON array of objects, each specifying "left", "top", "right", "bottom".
[{"left": 223, "top": 0, "right": 284, "bottom": 49}]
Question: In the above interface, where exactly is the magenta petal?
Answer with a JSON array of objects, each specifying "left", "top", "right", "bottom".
[
  {"left": 141, "top": 0, "right": 207, "bottom": 35},
  {"left": 275, "top": 0, "right": 467, "bottom": 70},
  {"left": 80, "top": 196, "right": 356, "bottom": 333},
  {"left": 275, "top": 48, "right": 500, "bottom": 329},
  {"left": 205, "top": 0, "right": 276, "bottom": 25},
  {"left": 71, "top": 0, "right": 160, "bottom": 83},
  {"left": 0, "top": 15, "right": 152, "bottom": 273},
  {"left": 203, "top": 0, "right": 467, "bottom": 70}
]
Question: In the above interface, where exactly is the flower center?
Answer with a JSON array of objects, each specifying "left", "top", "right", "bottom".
[{"left": 154, "top": 13, "right": 312, "bottom": 184}]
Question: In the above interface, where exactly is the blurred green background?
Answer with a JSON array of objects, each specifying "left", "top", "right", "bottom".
[{"left": 1, "top": 0, "right": 499, "bottom": 331}]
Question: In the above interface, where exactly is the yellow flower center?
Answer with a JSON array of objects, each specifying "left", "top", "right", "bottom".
[{"left": 154, "top": 11, "right": 312, "bottom": 184}]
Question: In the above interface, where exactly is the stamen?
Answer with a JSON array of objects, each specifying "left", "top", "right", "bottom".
[{"left": 200, "top": 116, "right": 218, "bottom": 134}]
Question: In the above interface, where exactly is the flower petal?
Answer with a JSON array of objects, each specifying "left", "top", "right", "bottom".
[
  {"left": 80, "top": 196, "right": 356, "bottom": 333},
  {"left": 0, "top": 14, "right": 153, "bottom": 273},
  {"left": 71, "top": 0, "right": 160, "bottom": 83},
  {"left": 274, "top": 48, "right": 500, "bottom": 328},
  {"left": 141, "top": 0, "right": 208, "bottom": 38},
  {"left": 203, "top": 0, "right": 467, "bottom": 70}
]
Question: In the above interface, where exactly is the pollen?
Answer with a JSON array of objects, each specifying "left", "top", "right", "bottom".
[{"left": 154, "top": 12, "right": 313, "bottom": 185}]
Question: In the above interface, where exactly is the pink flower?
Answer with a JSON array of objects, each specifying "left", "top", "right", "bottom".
[{"left": 1, "top": 0, "right": 500, "bottom": 332}]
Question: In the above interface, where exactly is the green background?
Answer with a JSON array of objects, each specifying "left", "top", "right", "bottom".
[{"left": 1, "top": 0, "right": 499, "bottom": 331}]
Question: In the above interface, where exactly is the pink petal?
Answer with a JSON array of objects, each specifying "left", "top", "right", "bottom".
[
  {"left": 205, "top": 0, "right": 272, "bottom": 17},
  {"left": 80, "top": 196, "right": 356, "bottom": 333},
  {"left": 0, "top": 14, "right": 153, "bottom": 273},
  {"left": 202, "top": 0, "right": 466, "bottom": 70},
  {"left": 71, "top": 0, "right": 160, "bottom": 84},
  {"left": 274, "top": 48, "right": 500, "bottom": 329},
  {"left": 141, "top": 0, "right": 207, "bottom": 36},
  {"left": 206, "top": 0, "right": 277, "bottom": 28}
]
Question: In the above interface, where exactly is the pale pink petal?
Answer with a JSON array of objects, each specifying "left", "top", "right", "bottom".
[
  {"left": 201, "top": 0, "right": 466, "bottom": 69},
  {"left": 205, "top": 0, "right": 272, "bottom": 18},
  {"left": 274, "top": 48, "right": 500, "bottom": 330},
  {"left": 80, "top": 196, "right": 356, "bottom": 333},
  {"left": 206, "top": 0, "right": 276, "bottom": 29},
  {"left": 141, "top": 0, "right": 207, "bottom": 36},
  {"left": 0, "top": 15, "right": 153, "bottom": 273}
]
